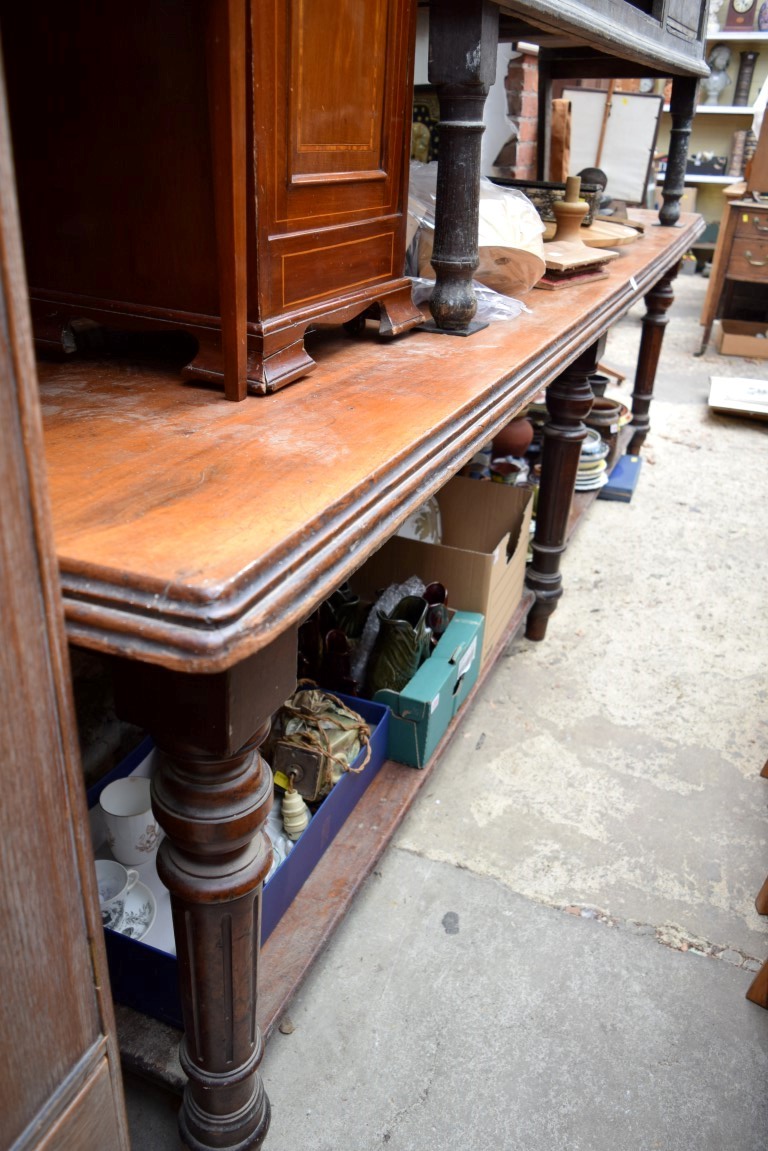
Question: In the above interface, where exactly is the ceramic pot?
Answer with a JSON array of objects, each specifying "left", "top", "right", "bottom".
[
  {"left": 492, "top": 418, "right": 534, "bottom": 458},
  {"left": 585, "top": 397, "right": 623, "bottom": 470}
]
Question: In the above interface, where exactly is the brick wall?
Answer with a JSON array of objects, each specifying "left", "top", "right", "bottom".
[{"left": 492, "top": 47, "right": 539, "bottom": 179}]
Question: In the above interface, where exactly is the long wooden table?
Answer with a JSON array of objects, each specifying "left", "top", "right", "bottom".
[
  {"left": 42, "top": 211, "right": 701, "bottom": 667},
  {"left": 39, "top": 208, "right": 703, "bottom": 1139}
]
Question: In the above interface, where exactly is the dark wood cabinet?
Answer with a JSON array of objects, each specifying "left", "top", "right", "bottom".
[
  {"left": 0, "top": 70, "right": 129, "bottom": 1150},
  {"left": 3, "top": 0, "right": 422, "bottom": 399}
]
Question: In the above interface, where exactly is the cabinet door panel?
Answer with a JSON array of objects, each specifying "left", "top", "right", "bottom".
[
  {"left": 0, "top": 52, "right": 130, "bottom": 1151},
  {"left": 289, "top": 2, "right": 388, "bottom": 180},
  {"left": 35, "top": 1059, "right": 125, "bottom": 1151},
  {"left": 254, "top": 0, "right": 416, "bottom": 317}
]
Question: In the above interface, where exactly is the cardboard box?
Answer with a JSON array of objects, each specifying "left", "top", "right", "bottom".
[
  {"left": 714, "top": 320, "right": 768, "bottom": 360},
  {"left": 355, "top": 476, "right": 532, "bottom": 666},
  {"left": 373, "top": 610, "right": 484, "bottom": 768},
  {"left": 435, "top": 610, "right": 485, "bottom": 718},
  {"left": 87, "top": 695, "right": 389, "bottom": 1030}
]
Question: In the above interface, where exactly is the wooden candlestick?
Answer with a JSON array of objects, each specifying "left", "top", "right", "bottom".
[
  {"left": 551, "top": 176, "right": 590, "bottom": 243},
  {"left": 537, "top": 174, "right": 621, "bottom": 289}
]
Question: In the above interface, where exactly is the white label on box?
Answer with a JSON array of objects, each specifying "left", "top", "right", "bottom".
[
  {"left": 430, "top": 692, "right": 441, "bottom": 714},
  {"left": 457, "top": 638, "right": 477, "bottom": 680}
]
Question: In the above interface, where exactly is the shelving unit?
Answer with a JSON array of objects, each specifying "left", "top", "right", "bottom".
[{"left": 656, "top": 31, "right": 768, "bottom": 251}]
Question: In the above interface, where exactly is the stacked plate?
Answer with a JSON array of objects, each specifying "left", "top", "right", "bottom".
[{"left": 575, "top": 427, "right": 610, "bottom": 491}]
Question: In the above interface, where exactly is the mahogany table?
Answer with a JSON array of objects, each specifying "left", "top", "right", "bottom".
[{"left": 39, "top": 208, "right": 703, "bottom": 1147}]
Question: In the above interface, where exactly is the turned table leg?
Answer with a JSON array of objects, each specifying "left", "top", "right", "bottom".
[
  {"left": 659, "top": 76, "right": 696, "bottom": 228},
  {"left": 628, "top": 263, "right": 680, "bottom": 456},
  {"left": 525, "top": 345, "right": 597, "bottom": 641},
  {"left": 113, "top": 631, "right": 297, "bottom": 1151},
  {"left": 427, "top": 0, "right": 498, "bottom": 331}
]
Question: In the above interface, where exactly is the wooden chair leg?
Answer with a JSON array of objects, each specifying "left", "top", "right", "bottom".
[
  {"left": 746, "top": 958, "right": 768, "bottom": 1008},
  {"left": 755, "top": 875, "right": 768, "bottom": 916}
]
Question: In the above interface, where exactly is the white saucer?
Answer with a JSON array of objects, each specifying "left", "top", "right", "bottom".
[
  {"left": 110, "top": 881, "right": 156, "bottom": 941},
  {"left": 575, "top": 473, "right": 609, "bottom": 491}
]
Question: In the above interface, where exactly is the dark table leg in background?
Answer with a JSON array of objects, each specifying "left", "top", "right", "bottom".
[
  {"left": 525, "top": 345, "right": 598, "bottom": 641},
  {"left": 113, "top": 631, "right": 297, "bottom": 1151},
  {"left": 659, "top": 76, "right": 696, "bottom": 228},
  {"left": 628, "top": 262, "right": 680, "bottom": 455}
]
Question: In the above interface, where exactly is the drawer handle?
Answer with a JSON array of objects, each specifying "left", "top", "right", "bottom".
[
  {"left": 744, "top": 250, "right": 767, "bottom": 267},
  {"left": 752, "top": 218, "right": 768, "bottom": 234}
]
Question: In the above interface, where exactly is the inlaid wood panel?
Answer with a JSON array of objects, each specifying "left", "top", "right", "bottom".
[{"left": 255, "top": 0, "right": 415, "bottom": 316}]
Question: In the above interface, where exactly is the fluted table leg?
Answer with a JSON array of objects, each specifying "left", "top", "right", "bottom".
[
  {"left": 525, "top": 346, "right": 597, "bottom": 641},
  {"left": 628, "top": 263, "right": 679, "bottom": 456},
  {"left": 113, "top": 631, "right": 297, "bottom": 1151}
]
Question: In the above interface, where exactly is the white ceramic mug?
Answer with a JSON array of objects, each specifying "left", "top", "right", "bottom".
[
  {"left": 95, "top": 858, "right": 139, "bottom": 931},
  {"left": 99, "top": 776, "right": 160, "bottom": 865}
]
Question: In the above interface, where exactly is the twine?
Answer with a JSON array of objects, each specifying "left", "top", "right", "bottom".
[{"left": 274, "top": 686, "right": 371, "bottom": 778}]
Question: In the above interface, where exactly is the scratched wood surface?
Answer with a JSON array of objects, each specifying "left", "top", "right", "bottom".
[{"left": 39, "top": 211, "right": 703, "bottom": 670}]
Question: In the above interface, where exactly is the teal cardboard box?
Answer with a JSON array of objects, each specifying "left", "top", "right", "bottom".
[
  {"left": 374, "top": 610, "right": 484, "bottom": 768},
  {"left": 435, "top": 610, "right": 485, "bottom": 717}
]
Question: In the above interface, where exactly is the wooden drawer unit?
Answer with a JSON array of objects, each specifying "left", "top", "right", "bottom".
[
  {"left": 700, "top": 198, "right": 768, "bottom": 350},
  {"left": 728, "top": 237, "right": 768, "bottom": 282},
  {"left": 733, "top": 211, "right": 768, "bottom": 241},
  {"left": 728, "top": 205, "right": 768, "bottom": 282},
  {"left": 2, "top": 0, "right": 422, "bottom": 399}
]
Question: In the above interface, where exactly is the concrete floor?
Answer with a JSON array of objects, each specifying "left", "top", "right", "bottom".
[{"left": 125, "top": 270, "right": 768, "bottom": 1149}]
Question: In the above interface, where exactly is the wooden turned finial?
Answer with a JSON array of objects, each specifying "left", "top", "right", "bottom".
[{"left": 552, "top": 176, "right": 590, "bottom": 244}]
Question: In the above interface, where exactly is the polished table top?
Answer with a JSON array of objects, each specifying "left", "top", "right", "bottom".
[{"left": 38, "top": 210, "right": 703, "bottom": 671}]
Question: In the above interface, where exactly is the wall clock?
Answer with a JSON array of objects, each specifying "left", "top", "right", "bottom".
[{"left": 723, "top": 0, "right": 756, "bottom": 29}]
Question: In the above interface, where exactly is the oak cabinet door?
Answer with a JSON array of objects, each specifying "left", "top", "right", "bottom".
[{"left": 0, "top": 53, "right": 130, "bottom": 1151}]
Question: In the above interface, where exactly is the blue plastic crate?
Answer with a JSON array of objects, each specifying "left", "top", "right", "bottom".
[{"left": 87, "top": 695, "right": 389, "bottom": 1030}]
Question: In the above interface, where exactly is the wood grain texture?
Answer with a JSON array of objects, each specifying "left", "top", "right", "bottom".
[
  {"left": 33, "top": 1055, "right": 125, "bottom": 1151},
  {"left": 37, "top": 213, "right": 703, "bottom": 671},
  {"left": 206, "top": 0, "right": 248, "bottom": 401},
  {"left": 0, "top": 57, "right": 129, "bottom": 1151}
]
